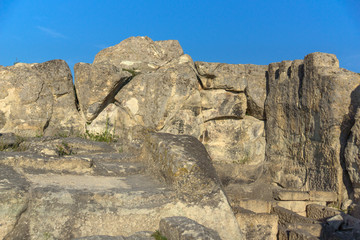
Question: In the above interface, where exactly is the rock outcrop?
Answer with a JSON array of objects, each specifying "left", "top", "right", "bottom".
[
  {"left": 265, "top": 53, "right": 360, "bottom": 198},
  {"left": 345, "top": 108, "right": 360, "bottom": 200},
  {"left": 2, "top": 36, "right": 360, "bottom": 239},
  {"left": 0, "top": 60, "right": 83, "bottom": 137},
  {"left": 0, "top": 133, "right": 240, "bottom": 240}
]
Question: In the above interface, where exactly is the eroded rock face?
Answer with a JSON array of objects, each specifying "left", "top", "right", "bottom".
[
  {"left": 265, "top": 52, "right": 360, "bottom": 196},
  {"left": 0, "top": 134, "right": 242, "bottom": 240},
  {"left": 195, "top": 62, "right": 267, "bottom": 120},
  {"left": 345, "top": 108, "right": 360, "bottom": 199},
  {"left": 94, "top": 36, "right": 184, "bottom": 73},
  {"left": 114, "top": 54, "right": 202, "bottom": 137},
  {"left": 0, "top": 60, "right": 83, "bottom": 137},
  {"left": 82, "top": 37, "right": 267, "bottom": 185},
  {"left": 74, "top": 62, "right": 132, "bottom": 121},
  {"left": 0, "top": 165, "right": 29, "bottom": 239},
  {"left": 200, "top": 89, "right": 247, "bottom": 121},
  {"left": 200, "top": 116, "right": 266, "bottom": 183}
]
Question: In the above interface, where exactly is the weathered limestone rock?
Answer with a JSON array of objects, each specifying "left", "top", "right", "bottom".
[
  {"left": 195, "top": 62, "right": 247, "bottom": 91},
  {"left": 195, "top": 62, "right": 267, "bottom": 119},
  {"left": 271, "top": 206, "right": 320, "bottom": 226},
  {"left": 274, "top": 191, "right": 337, "bottom": 202},
  {"left": 159, "top": 216, "right": 221, "bottom": 240},
  {"left": 200, "top": 116, "right": 266, "bottom": 182},
  {"left": 74, "top": 232, "right": 153, "bottom": 240},
  {"left": 144, "top": 132, "right": 242, "bottom": 239},
  {"left": 0, "top": 60, "right": 83, "bottom": 137},
  {"left": 74, "top": 62, "right": 132, "bottom": 121},
  {"left": 244, "top": 64, "right": 268, "bottom": 120},
  {"left": 306, "top": 204, "right": 342, "bottom": 221},
  {"left": 94, "top": 36, "right": 184, "bottom": 72},
  {"left": 345, "top": 108, "right": 360, "bottom": 199},
  {"left": 265, "top": 52, "right": 360, "bottom": 197},
  {"left": 235, "top": 211, "right": 278, "bottom": 240},
  {"left": 0, "top": 165, "right": 29, "bottom": 239},
  {"left": 200, "top": 89, "right": 247, "bottom": 121},
  {"left": 1, "top": 134, "right": 242, "bottom": 240},
  {"left": 114, "top": 54, "right": 202, "bottom": 137}
]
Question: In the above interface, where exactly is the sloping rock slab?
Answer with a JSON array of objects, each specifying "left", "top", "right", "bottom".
[
  {"left": 0, "top": 165, "right": 30, "bottom": 239},
  {"left": 144, "top": 132, "right": 242, "bottom": 240},
  {"left": 159, "top": 216, "right": 221, "bottom": 240}
]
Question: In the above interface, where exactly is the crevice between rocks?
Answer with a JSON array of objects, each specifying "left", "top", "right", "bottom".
[
  {"left": 204, "top": 116, "right": 243, "bottom": 123},
  {"left": 3, "top": 197, "right": 30, "bottom": 240}
]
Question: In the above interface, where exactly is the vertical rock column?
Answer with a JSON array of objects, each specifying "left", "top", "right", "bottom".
[{"left": 265, "top": 52, "right": 360, "bottom": 199}]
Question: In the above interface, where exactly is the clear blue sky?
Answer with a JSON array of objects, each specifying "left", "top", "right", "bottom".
[{"left": 1, "top": 0, "right": 360, "bottom": 73}]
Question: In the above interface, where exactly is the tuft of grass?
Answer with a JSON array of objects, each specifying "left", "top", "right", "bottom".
[
  {"left": 0, "top": 136, "right": 27, "bottom": 152},
  {"left": 232, "top": 151, "right": 251, "bottom": 164},
  {"left": 151, "top": 230, "right": 167, "bottom": 240},
  {"left": 56, "top": 141, "right": 73, "bottom": 156},
  {"left": 84, "top": 130, "right": 116, "bottom": 143},
  {"left": 122, "top": 68, "right": 140, "bottom": 77},
  {"left": 84, "top": 117, "right": 117, "bottom": 143}
]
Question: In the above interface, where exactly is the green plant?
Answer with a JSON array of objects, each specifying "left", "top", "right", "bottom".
[
  {"left": 122, "top": 68, "right": 140, "bottom": 77},
  {"left": 151, "top": 230, "right": 167, "bottom": 240},
  {"left": 83, "top": 118, "right": 117, "bottom": 143},
  {"left": 43, "top": 232, "right": 53, "bottom": 240},
  {"left": 0, "top": 136, "right": 27, "bottom": 152},
  {"left": 56, "top": 141, "right": 73, "bottom": 156}
]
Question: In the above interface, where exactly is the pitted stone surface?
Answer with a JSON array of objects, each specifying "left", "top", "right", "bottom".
[{"left": 159, "top": 216, "right": 221, "bottom": 240}]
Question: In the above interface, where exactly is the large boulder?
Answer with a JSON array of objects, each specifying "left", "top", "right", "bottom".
[
  {"left": 113, "top": 54, "right": 202, "bottom": 137},
  {"left": 199, "top": 116, "right": 266, "bottom": 183},
  {"left": 144, "top": 133, "right": 242, "bottom": 240},
  {"left": 74, "top": 62, "right": 132, "bottom": 121},
  {"left": 265, "top": 52, "right": 360, "bottom": 197},
  {"left": 93, "top": 36, "right": 184, "bottom": 73},
  {"left": 195, "top": 62, "right": 267, "bottom": 120},
  {"left": 200, "top": 89, "right": 247, "bottom": 121},
  {"left": 0, "top": 60, "right": 83, "bottom": 137}
]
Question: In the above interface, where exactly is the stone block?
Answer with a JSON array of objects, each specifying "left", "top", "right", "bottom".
[
  {"left": 309, "top": 191, "right": 337, "bottom": 202},
  {"left": 271, "top": 206, "right": 319, "bottom": 227},
  {"left": 274, "top": 191, "right": 310, "bottom": 201},
  {"left": 235, "top": 199, "right": 272, "bottom": 213},
  {"left": 236, "top": 212, "right": 278, "bottom": 240},
  {"left": 306, "top": 204, "right": 341, "bottom": 220}
]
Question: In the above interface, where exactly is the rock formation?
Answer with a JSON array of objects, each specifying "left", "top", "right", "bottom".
[{"left": 1, "top": 36, "right": 360, "bottom": 239}]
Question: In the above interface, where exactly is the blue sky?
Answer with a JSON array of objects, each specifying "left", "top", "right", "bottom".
[{"left": 1, "top": 0, "right": 360, "bottom": 73}]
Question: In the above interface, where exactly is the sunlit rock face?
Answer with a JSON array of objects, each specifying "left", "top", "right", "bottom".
[
  {"left": 265, "top": 52, "right": 360, "bottom": 196},
  {"left": 0, "top": 60, "right": 83, "bottom": 137}
]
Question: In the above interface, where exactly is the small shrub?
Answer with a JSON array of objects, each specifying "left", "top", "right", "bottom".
[
  {"left": 83, "top": 118, "right": 117, "bottom": 143},
  {"left": 56, "top": 141, "right": 73, "bottom": 156},
  {"left": 151, "top": 230, "right": 167, "bottom": 240},
  {"left": 84, "top": 129, "right": 116, "bottom": 143}
]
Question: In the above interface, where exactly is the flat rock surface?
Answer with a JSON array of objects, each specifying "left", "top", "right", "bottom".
[{"left": 1, "top": 134, "right": 241, "bottom": 240}]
